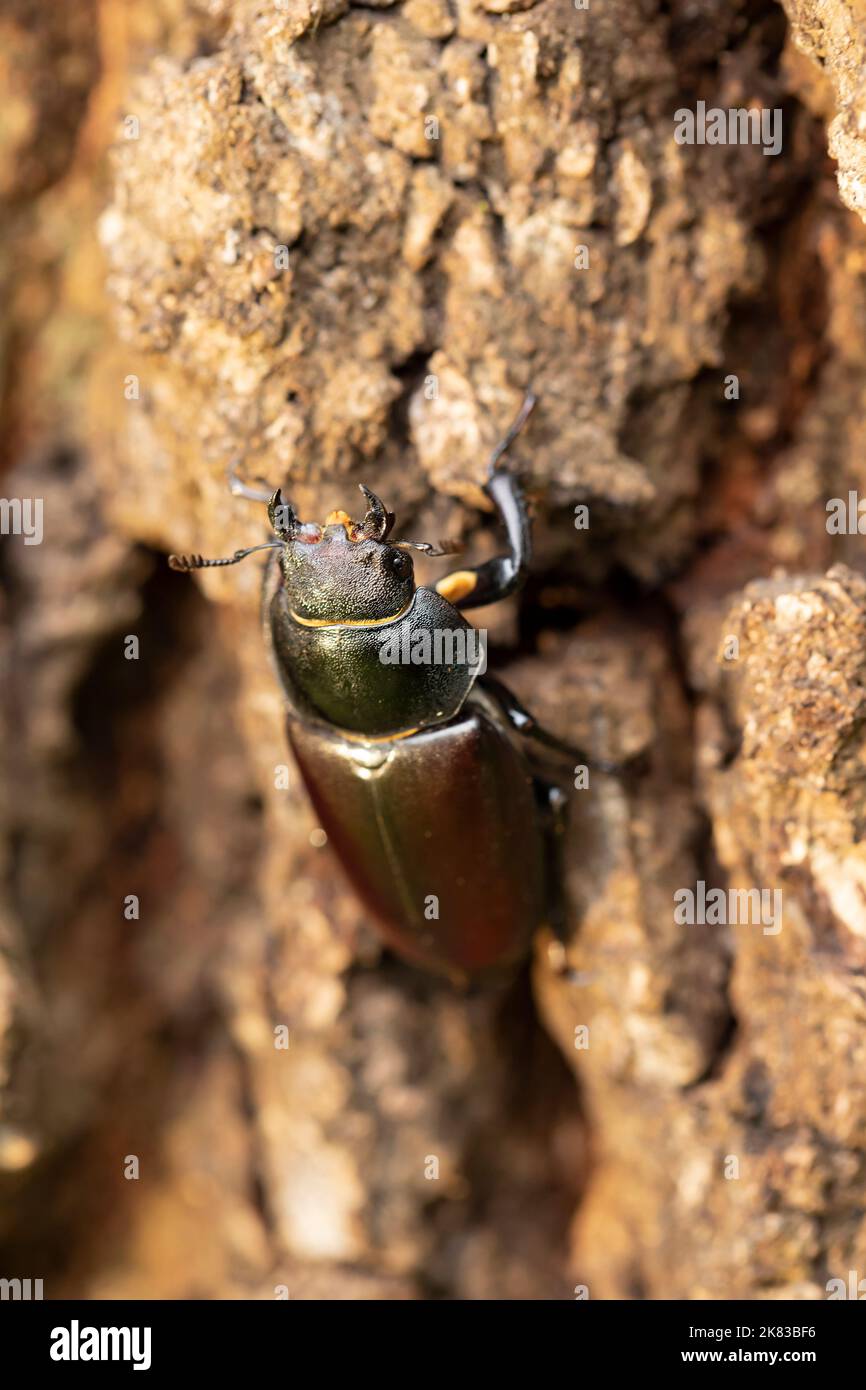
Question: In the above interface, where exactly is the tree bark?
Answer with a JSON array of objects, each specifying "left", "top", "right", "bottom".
[{"left": 1, "top": 0, "right": 866, "bottom": 1299}]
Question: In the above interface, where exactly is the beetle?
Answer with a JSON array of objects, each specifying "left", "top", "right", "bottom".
[{"left": 169, "top": 392, "right": 610, "bottom": 979}]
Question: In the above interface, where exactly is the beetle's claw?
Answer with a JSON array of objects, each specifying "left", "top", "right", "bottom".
[
  {"left": 358, "top": 484, "right": 395, "bottom": 541},
  {"left": 268, "top": 488, "right": 299, "bottom": 540}
]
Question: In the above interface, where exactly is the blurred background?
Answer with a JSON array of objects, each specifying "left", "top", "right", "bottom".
[{"left": 1, "top": 0, "right": 866, "bottom": 1299}]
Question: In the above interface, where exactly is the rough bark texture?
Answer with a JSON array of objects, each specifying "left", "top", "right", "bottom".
[{"left": 2, "top": 0, "right": 866, "bottom": 1299}]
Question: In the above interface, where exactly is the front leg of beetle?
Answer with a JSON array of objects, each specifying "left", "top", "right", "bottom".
[
  {"left": 480, "top": 674, "right": 627, "bottom": 779},
  {"left": 435, "top": 391, "right": 536, "bottom": 610}
]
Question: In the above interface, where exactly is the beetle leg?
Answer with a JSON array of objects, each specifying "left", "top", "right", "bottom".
[
  {"left": 479, "top": 674, "right": 629, "bottom": 777},
  {"left": 535, "top": 778, "right": 570, "bottom": 944},
  {"left": 532, "top": 773, "right": 594, "bottom": 981},
  {"left": 435, "top": 392, "right": 536, "bottom": 610},
  {"left": 227, "top": 459, "right": 275, "bottom": 503}
]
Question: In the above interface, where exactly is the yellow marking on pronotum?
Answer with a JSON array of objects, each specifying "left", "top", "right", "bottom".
[
  {"left": 290, "top": 598, "right": 413, "bottom": 629},
  {"left": 340, "top": 725, "right": 420, "bottom": 745},
  {"left": 435, "top": 570, "right": 478, "bottom": 604}
]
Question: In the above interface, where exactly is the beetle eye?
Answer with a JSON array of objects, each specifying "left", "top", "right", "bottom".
[{"left": 383, "top": 549, "right": 411, "bottom": 578}]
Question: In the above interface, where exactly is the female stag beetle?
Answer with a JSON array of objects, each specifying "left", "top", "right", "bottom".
[{"left": 170, "top": 392, "right": 609, "bottom": 978}]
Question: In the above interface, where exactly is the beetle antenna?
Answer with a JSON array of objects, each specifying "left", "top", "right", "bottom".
[
  {"left": 168, "top": 541, "right": 283, "bottom": 572},
  {"left": 394, "top": 538, "right": 463, "bottom": 557},
  {"left": 488, "top": 388, "right": 537, "bottom": 474}
]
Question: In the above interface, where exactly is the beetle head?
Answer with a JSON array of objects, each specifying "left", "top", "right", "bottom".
[
  {"left": 168, "top": 481, "right": 458, "bottom": 603},
  {"left": 271, "top": 484, "right": 420, "bottom": 623}
]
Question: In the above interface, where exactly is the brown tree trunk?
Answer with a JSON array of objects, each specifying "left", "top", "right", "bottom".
[{"left": 1, "top": 0, "right": 865, "bottom": 1300}]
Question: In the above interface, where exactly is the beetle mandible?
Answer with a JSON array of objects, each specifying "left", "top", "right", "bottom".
[{"left": 170, "top": 392, "right": 611, "bottom": 979}]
